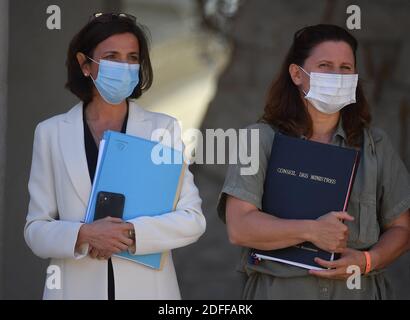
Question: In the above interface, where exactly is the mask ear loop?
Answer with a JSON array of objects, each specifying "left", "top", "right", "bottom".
[
  {"left": 297, "top": 65, "right": 310, "bottom": 96},
  {"left": 84, "top": 55, "right": 99, "bottom": 82},
  {"left": 86, "top": 55, "right": 100, "bottom": 65},
  {"left": 298, "top": 65, "right": 310, "bottom": 77},
  {"left": 89, "top": 73, "right": 96, "bottom": 83}
]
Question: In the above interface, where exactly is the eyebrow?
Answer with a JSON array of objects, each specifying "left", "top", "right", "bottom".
[
  {"left": 102, "top": 51, "right": 118, "bottom": 55},
  {"left": 317, "top": 60, "right": 353, "bottom": 66},
  {"left": 318, "top": 60, "right": 333, "bottom": 64},
  {"left": 102, "top": 51, "right": 139, "bottom": 55}
]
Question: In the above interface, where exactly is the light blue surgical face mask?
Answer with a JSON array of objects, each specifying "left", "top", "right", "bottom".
[{"left": 87, "top": 56, "right": 140, "bottom": 105}]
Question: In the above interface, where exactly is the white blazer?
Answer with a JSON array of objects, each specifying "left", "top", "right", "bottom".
[{"left": 24, "top": 101, "right": 206, "bottom": 300}]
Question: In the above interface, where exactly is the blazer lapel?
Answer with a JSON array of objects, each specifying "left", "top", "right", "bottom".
[{"left": 58, "top": 102, "right": 91, "bottom": 207}]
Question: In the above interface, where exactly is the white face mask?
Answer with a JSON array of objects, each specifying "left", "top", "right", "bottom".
[{"left": 299, "top": 66, "right": 358, "bottom": 114}]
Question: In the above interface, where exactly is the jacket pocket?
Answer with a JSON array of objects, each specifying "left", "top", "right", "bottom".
[{"left": 347, "top": 193, "right": 380, "bottom": 248}]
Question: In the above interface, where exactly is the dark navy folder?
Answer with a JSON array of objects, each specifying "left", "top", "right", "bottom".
[{"left": 252, "top": 133, "right": 360, "bottom": 270}]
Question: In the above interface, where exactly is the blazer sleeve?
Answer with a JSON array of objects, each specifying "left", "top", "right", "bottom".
[
  {"left": 24, "top": 122, "right": 88, "bottom": 259},
  {"left": 127, "top": 119, "right": 206, "bottom": 255}
]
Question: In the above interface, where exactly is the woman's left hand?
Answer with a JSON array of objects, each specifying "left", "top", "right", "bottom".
[
  {"left": 88, "top": 224, "right": 135, "bottom": 260},
  {"left": 309, "top": 248, "right": 366, "bottom": 280}
]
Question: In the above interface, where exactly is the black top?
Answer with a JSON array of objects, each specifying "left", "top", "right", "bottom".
[{"left": 83, "top": 105, "right": 129, "bottom": 300}]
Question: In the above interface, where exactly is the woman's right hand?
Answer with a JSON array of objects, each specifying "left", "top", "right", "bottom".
[
  {"left": 76, "top": 217, "right": 134, "bottom": 257},
  {"left": 308, "top": 211, "right": 354, "bottom": 253}
]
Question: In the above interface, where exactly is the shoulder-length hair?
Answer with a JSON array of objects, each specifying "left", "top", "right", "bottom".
[
  {"left": 65, "top": 14, "right": 153, "bottom": 104},
  {"left": 261, "top": 24, "right": 371, "bottom": 147}
]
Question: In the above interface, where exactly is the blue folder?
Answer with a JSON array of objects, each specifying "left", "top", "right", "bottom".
[{"left": 84, "top": 130, "right": 185, "bottom": 269}]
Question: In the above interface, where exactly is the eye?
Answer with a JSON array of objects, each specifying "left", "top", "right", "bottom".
[
  {"left": 103, "top": 54, "right": 116, "bottom": 60},
  {"left": 341, "top": 65, "right": 352, "bottom": 70},
  {"left": 319, "top": 63, "right": 330, "bottom": 68},
  {"left": 129, "top": 54, "right": 140, "bottom": 63}
]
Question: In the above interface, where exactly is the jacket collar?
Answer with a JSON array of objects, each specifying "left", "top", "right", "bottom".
[
  {"left": 300, "top": 119, "right": 347, "bottom": 143},
  {"left": 332, "top": 118, "right": 347, "bottom": 142}
]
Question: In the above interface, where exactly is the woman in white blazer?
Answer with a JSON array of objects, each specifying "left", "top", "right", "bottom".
[{"left": 24, "top": 13, "right": 206, "bottom": 300}]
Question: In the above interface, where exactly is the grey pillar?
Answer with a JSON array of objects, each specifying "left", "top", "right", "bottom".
[{"left": 0, "top": 0, "right": 9, "bottom": 300}]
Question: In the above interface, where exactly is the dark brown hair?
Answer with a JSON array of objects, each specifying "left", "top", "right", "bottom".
[
  {"left": 261, "top": 24, "right": 371, "bottom": 147},
  {"left": 65, "top": 14, "right": 153, "bottom": 104}
]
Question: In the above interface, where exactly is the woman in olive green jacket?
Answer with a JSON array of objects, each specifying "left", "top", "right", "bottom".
[{"left": 218, "top": 24, "right": 410, "bottom": 300}]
